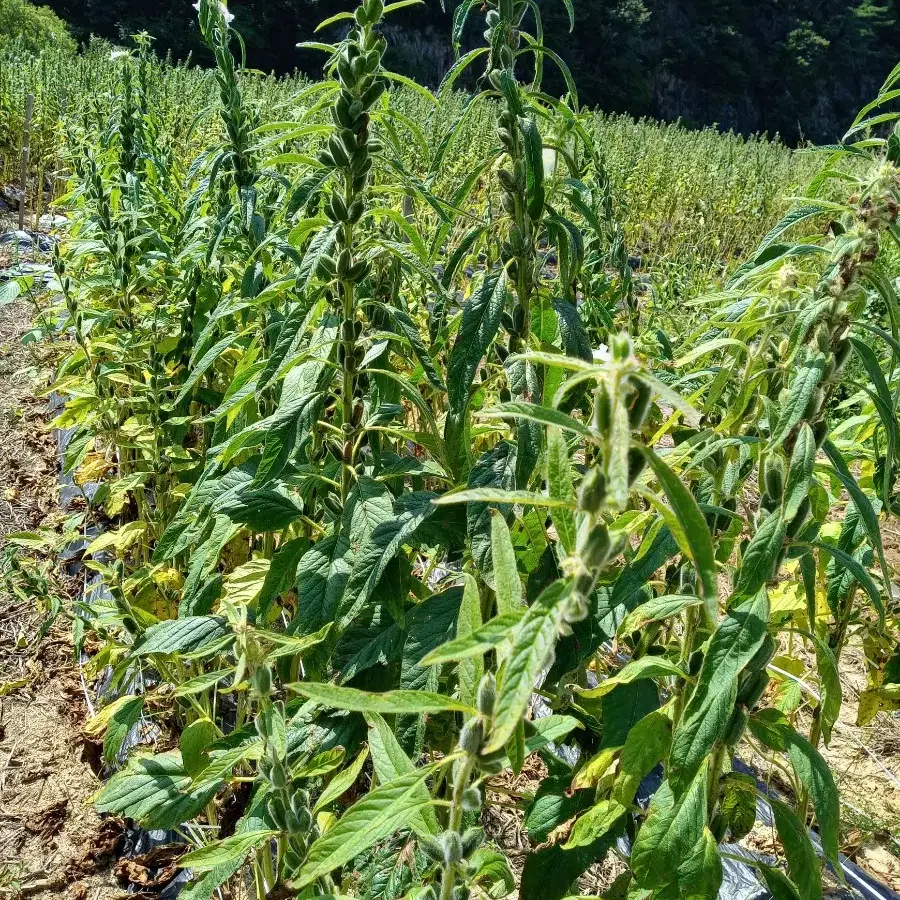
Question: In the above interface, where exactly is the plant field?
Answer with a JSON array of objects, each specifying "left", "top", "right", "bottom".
[{"left": 1, "top": 1, "right": 900, "bottom": 899}]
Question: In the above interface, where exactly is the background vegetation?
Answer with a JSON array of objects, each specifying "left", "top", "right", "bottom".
[{"left": 21, "top": 0, "right": 900, "bottom": 143}]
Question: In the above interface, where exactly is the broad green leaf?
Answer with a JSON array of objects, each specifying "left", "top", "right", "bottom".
[
  {"left": 95, "top": 751, "right": 220, "bottom": 830},
  {"left": 783, "top": 423, "right": 816, "bottom": 522},
  {"left": 669, "top": 588, "right": 769, "bottom": 791},
  {"left": 479, "top": 402, "right": 592, "bottom": 439},
  {"left": 179, "top": 831, "right": 277, "bottom": 871},
  {"left": 419, "top": 611, "right": 522, "bottom": 666},
  {"left": 297, "top": 533, "right": 352, "bottom": 635},
  {"left": 484, "top": 581, "right": 569, "bottom": 754},
  {"left": 734, "top": 512, "right": 786, "bottom": 597},
  {"left": 433, "top": 488, "right": 576, "bottom": 509},
  {"left": 337, "top": 492, "right": 437, "bottom": 629},
  {"left": 366, "top": 712, "right": 440, "bottom": 835},
  {"left": 757, "top": 865, "right": 803, "bottom": 900},
  {"left": 631, "top": 763, "right": 708, "bottom": 891},
  {"left": 216, "top": 487, "right": 303, "bottom": 532},
  {"left": 491, "top": 511, "right": 522, "bottom": 616},
  {"left": 563, "top": 800, "right": 626, "bottom": 850},
  {"left": 811, "top": 633, "right": 841, "bottom": 745},
  {"left": 103, "top": 696, "right": 144, "bottom": 765},
  {"left": 785, "top": 731, "right": 839, "bottom": 866},
  {"left": 546, "top": 426, "right": 577, "bottom": 555},
  {"left": 445, "top": 272, "right": 507, "bottom": 477},
  {"left": 822, "top": 439, "right": 889, "bottom": 624},
  {"left": 676, "top": 829, "right": 723, "bottom": 900},
  {"left": 293, "top": 759, "right": 449, "bottom": 889},
  {"left": 520, "top": 115, "right": 545, "bottom": 220},
  {"left": 132, "top": 616, "right": 231, "bottom": 657},
  {"left": 771, "top": 799, "right": 822, "bottom": 900},
  {"left": 639, "top": 447, "right": 718, "bottom": 621},
  {"left": 575, "top": 656, "right": 688, "bottom": 698},
  {"left": 180, "top": 718, "right": 217, "bottom": 777},
  {"left": 313, "top": 745, "right": 369, "bottom": 814},
  {"left": 456, "top": 574, "right": 484, "bottom": 708},
  {"left": 617, "top": 594, "right": 703, "bottom": 636},
  {"left": 614, "top": 710, "right": 672, "bottom": 806},
  {"left": 287, "top": 682, "right": 476, "bottom": 715},
  {"left": 770, "top": 351, "right": 825, "bottom": 444}
]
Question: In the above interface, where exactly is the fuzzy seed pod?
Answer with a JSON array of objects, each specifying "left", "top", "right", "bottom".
[
  {"left": 592, "top": 383, "right": 612, "bottom": 433},
  {"left": 461, "top": 826, "right": 484, "bottom": 855},
  {"left": 627, "top": 447, "right": 647, "bottom": 485},
  {"left": 440, "top": 831, "right": 463, "bottom": 866},
  {"left": 747, "top": 634, "right": 776, "bottom": 673},
  {"left": 737, "top": 670, "right": 770, "bottom": 709},
  {"left": 253, "top": 665, "right": 272, "bottom": 697},
  {"left": 419, "top": 834, "right": 445, "bottom": 864},
  {"left": 763, "top": 455, "right": 785, "bottom": 501},
  {"left": 578, "top": 468, "right": 607, "bottom": 515},
  {"left": 461, "top": 787, "right": 483, "bottom": 812},
  {"left": 722, "top": 706, "right": 749, "bottom": 746},
  {"left": 458, "top": 718, "right": 484, "bottom": 755},
  {"left": 627, "top": 377, "right": 653, "bottom": 429},
  {"left": 477, "top": 674, "right": 496, "bottom": 718},
  {"left": 786, "top": 496, "right": 811, "bottom": 537},
  {"left": 581, "top": 523, "right": 611, "bottom": 570}
]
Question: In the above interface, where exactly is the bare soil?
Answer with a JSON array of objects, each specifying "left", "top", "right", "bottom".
[{"left": 0, "top": 296, "right": 124, "bottom": 900}]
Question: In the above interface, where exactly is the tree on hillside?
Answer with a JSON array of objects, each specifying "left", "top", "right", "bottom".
[{"left": 0, "top": 0, "right": 74, "bottom": 54}]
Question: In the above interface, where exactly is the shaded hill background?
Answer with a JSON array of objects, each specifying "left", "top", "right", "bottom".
[{"left": 31, "top": 0, "right": 900, "bottom": 143}]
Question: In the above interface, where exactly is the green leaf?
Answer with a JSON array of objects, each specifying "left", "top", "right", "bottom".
[
  {"left": 639, "top": 447, "right": 718, "bottom": 621},
  {"left": 366, "top": 712, "right": 440, "bottom": 835},
  {"left": 95, "top": 752, "right": 220, "bottom": 830},
  {"left": 617, "top": 594, "right": 704, "bottom": 636},
  {"left": 337, "top": 492, "right": 437, "bottom": 629},
  {"left": 613, "top": 710, "right": 672, "bottom": 807},
  {"left": 491, "top": 511, "right": 522, "bottom": 616},
  {"left": 287, "top": 683, "right": 476, "bottom": 715},
  {"left": 103, "top": 696, "right": 144, "bottom": 765},
  {"left": 445, "top": 272, "right": 507, "bottom": 477},
  {"left": 179, "top": 831, "right": 277, "bottom": 871},
  {"left": 734, "top": 512, "right": 786, "bottom": 597},
  {"left": 132, "top": 616, "right": 231, "bottom": 657},
  {"left": 520, "top": 116, "right": 545, "bottom": 220},
  {"left": 216, "top": 488, "right": 303, "bottom": 532},
  {"left": 546, "top": 426, "right": 577, "bottom": 555},
  {"left": 771, "top": 799, "right": 822, "bottom": 900},
  {"left": 433, "top": 488, "right": 576, "bottom": 509},
  {"left": 757, "top": 865, "right": 803, "bottom": 900},
  {"left": 480, "top": 402, "right": 592, "bottom": 439},
  {"left": 811, "top": 634, "right": 841, "bottom": 745},
  {"left": 630, "top": 763, "right": 708, "bottom": 891},
  {"left": 676, "top": 829, "right": 723, "bottom": 900},
  {"left": 563, "top": 800, "right": 626, "bottom": 850},
  {"left": 313, "top": 745, "right": 369, "bottom": 814},
  {"left": 297, "top": 533, "right": 352, "bottom": 635},
  {"left": 419, "top": 611, "right": 522, "bottom": 666},
  {"left": 575, "top": 656, "right": 688, "bottom": 698},
  {"left": 822, "top": 439, "right": 889, "bottom": 624},
  {"left": 293, "top": 759, "right": 448, "bottom": 889},
  {"left": 770, "top": 351, "right": 825, "bottom": 444},
  {"left": 785, "top": 731, "right": 840, "bottom": 866},
  {"left": 783, "top": 423, "right": 816, "bottom": 522},
  {"left": 718, "top": 772, "right": 757, "bottom": 841},
  {"left": 456, "top": 574, "right": 484, "bottom": 708},
  {"left": 812, "top": 540, "right": 884, "bottom": 621},
  {"left": 180, "top": 718, "right": 217, "bottom": 777},
  {"left": 669, "top": 589, "right": 769, "bottom": 791},
  {"left": 484, "top": 582, "right": 568, "bottom": 754}
]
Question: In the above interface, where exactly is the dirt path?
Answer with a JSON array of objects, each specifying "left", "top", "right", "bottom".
[{"left": 0, "top": 297, "right": 123, "bottom": 900}]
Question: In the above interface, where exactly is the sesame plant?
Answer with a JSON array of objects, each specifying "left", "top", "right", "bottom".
[{"left": 6, "top": 1, "right": 900, "bottom": 899}]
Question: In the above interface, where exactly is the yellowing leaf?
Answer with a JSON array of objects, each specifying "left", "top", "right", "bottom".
[
  {"left": 84, "top": 694, "right": 140, "bottom": 737},
  {"left": 223, "top": 559, "right": 271, "bottom": 606}
]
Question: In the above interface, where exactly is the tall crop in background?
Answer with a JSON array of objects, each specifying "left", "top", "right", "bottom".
[{"left": 3, "top": 2, "right": 900, "bottom": 900}]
